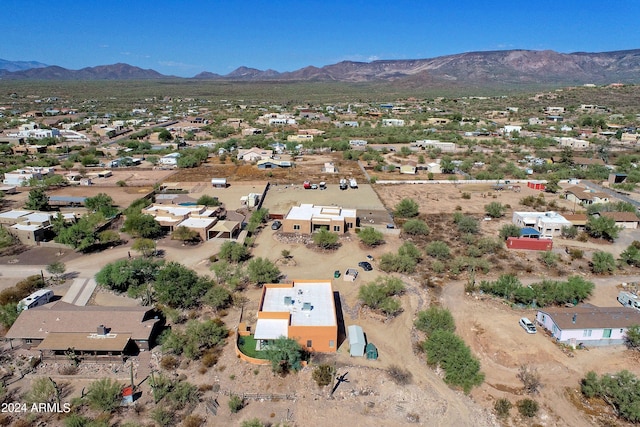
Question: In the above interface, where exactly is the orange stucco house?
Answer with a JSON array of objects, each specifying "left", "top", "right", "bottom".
[{"left": 253, "top": 280, "right": 338, "bottom": 353}]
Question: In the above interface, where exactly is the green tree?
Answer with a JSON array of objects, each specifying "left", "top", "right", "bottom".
[
  {"left": 591, "top": 251, "right": 616, "bottom": 274},
  {"left": 625, "top": 325, "right": 640, "bottom": 351},
  {"left": 395, "top": 198, "right": 420, "bottom": 218},
  {"left": 263, "top": 336, "right": 305, "bottom": 375},
  {"left": 172, "top": 226, "right": 200, "bottom": 244},
  {"left": 46, "top": 261, "right": 66, "bottom": 283},
  {"left": 218, "top": 241, "right": 250, "bottom": 263},
  {"left": 415, "top": 306, "right": 456, "bottom": 335},
  {"left": 86, "top": 378, "right": 123, "bottom": 413},
  {"left": 312, "top": 229, "right": 339, "bottom": 249},
  {"left": 202, "top": 285, "right": 232, "bottom": 311},
  {"left": 85, "top": 193, "right": 118, "bottom": 217},
  {"left": 95, "top": 258, "right": 162, "bottom": 294},
  {"left": 0, "top": 303, "right": 19, "bottom": 328},
  {"left": 154, "top": 262, "right": 209, "bottom": 309},
  {"left": 484, "top": 202, "right": 507, "bottom": 218},
  {"left": 402, "top": 218, "right": 430, "bottom": 236},
  {"left": 196, "top": 195, "right": 220, "bottom": 206},
  {"left": 25, "top": 187, "right": 50, "bottom": 211},
  {"left": 586, "top": 215, "right": 621, "bottom": 241},
  {"left": 358, "top": 227, "right": 384, "bottom": 246},
  {"left": 358, "top": 276, "right": 405, "bottom": 316},
  {"left": 123, "top": 213, "right": 162, "bottom": 238},
  {"left": 621, "top": 241, "right": 640, "bottom": 267},
  {"left": 132, "top": 238, "right": 156, "bottom": 257},
  {"left": 422, "top": 330, "right": 484, "bottom": 393},
  {"left": 500, "top": 224, "right": 520, "bottom": 240},
  {"left": 247, "top": 257, "right": 280, "bottom": 285},
  {"left": 158, "top": 129, "right": 173, "bottom": 142}
]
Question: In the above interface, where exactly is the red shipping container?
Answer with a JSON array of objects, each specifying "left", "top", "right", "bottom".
[{"left": 506, "top": 237, "right": 553, "bottom": 251}]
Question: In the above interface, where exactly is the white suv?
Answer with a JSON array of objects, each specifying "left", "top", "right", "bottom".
[{"left": 519, "top": 317, "right": 537, "bottom": 334}]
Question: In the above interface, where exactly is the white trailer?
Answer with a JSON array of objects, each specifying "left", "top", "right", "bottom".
[
  {"left": 618, "top": 291, "right": 640, "bottom": 311},
  {"left": 18, "top": 289, "right": 54, "bottom": 311},
  {"left": 349, "top": 178, "right": 358, "bottom": 189}
]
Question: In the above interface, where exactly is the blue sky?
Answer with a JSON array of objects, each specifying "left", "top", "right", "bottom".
[{"left": 3, "top": 0, "right": 640, "bottom": 77}]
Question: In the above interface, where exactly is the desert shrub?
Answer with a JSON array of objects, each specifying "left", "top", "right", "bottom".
[
  {"left": 517, "top": 365, "right": 541, "bottom": 395},
  {"left": 568, "top": 248, "right": 584, "bottom": 260},
  {"left": 358, "top": 276, "right": 405, "bottom": 316},
  {"left": 561, "top": 225, "right": 578, "bottom": 238},
  {"left": 182, "top": 415, "right": 205, "bottom": 427},
  {"left": 591, "top": 251, "right": 616, "bottom": 274},
  {"left": 387, "top": 365, "right": 412, "bottom": 385},
  {"left": 461, "top": 192, "right": 471, "bottom": 200},
  {"left": 517, "top": 398, "right": 539, "bottom": 418},
  {"left": 228, "top": 394, "right": 244, "bottom": 413},
  {"left": 312, "top": 229, "right": 339, "bottom": 249},
  {"left": 480, "top": 274, "right": 593, "bottom": 306},
  {"left": 484, "top": 202, "right": 507, "bottom": 218},
  {"left": 358, "top": 227, "right": 384, "bottom": 246},
  {"left": 425, "top": 241, "right": 450, "bottom": 260},
  {"left": 494, "top": 398, "right": 512, "bottom": 418},
  {"left": 402, "top": 219, "right": 430, "bottom": 236},
  {"left": 160, "top": 355, "right": 179, "bottom": 370},
  {"left": 453, "top": 213, "right": 479, "bottom": 234},
  {"left": 395, "top": 198, "right": 420, "bottom": 218},
  {"left": 150, "top": 407, "right": 174, "bottom": 426},
  {"left": 539, "top": 250, "right": 558, "bottom": 268},
  {"left": 431, "top": 260, "right": 446, "bottom": 273},
  {"left": 312, "top": 364, "right": 334, "bottom": 387}
]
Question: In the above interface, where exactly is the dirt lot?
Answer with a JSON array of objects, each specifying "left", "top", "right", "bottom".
[{"left": 46, "top": 185, "right": 155, "bottom": 208}]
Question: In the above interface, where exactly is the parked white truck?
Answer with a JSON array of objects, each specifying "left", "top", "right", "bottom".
[{"left": 618, "top": 291, "right": 640, "bottom": 311}]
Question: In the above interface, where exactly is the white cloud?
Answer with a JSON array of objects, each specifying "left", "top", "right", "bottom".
[{"left": 158, "top": 60, "right": 199, "bottom": 69}]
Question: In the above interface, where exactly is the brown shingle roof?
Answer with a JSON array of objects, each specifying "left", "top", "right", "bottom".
[
  {"left": 37, "top": 332, "right": 131, "bottom": 352},
  {"left": 5, "top": 301, "right": 158, "bottom": 341},
  {"left": 539, "top": 305, "right": 640, "bottom": 330},
  {"left": 602, "top": 212, "right": 639, "bottom": 222}
]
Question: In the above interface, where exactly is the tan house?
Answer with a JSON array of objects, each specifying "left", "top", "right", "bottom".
[
  {"left": 142, "top": 204, "right": 228, "bottom": 240},
  {"left": 565, "top": 186, "right": 610, "bottom": 206},
  {"left": 600, "top": 212, "right": 639, "bottom": 229},
  {"left": 237, "top": 147, "right": 273, "bottom": 162},
  {"left": 282, "top": 204, "right": 357, "bottom": 234}
]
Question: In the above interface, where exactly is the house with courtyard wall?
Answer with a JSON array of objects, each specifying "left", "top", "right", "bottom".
[
  {"left": 253, "top": 280, "right": 338, "bottom": 353},
  {"left": 282, "top": 204, "right": 357, "bottom": 234}
]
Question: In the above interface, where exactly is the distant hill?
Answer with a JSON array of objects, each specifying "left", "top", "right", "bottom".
[
  {"left": 2, "top": 49, "right": 640, "bottom": 88},
  {"left": 0, "top": 63, "right": 168, "bottom": 80},
  {"left": 0, "top": 58, "right": 48, "bottom": 72}
]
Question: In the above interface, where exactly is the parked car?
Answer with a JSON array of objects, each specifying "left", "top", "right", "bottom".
[
  {"left": 334, "top": 270, "right": 340, "bottom": 278},
  {"left": 366, "top": 255, "right": 374, "bottom": 261},
  {"left": 271, "top": 220, "right": 282, "bottom": 230},
  {"left": 386, "top": 223, "right": 395, "bottom": 229},
  {"left": 519, "top": 317, "right": 537, "bottom": 334},
  {"left": 358, "top": 261, "right": 373, "bottom": 271},
  {"left": 310, "top": 184, "right": 319, "bottom": 189}
]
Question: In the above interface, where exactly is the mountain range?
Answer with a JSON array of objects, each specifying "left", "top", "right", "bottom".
[{"left": 2, "top": 49, "right": 640, "bottom": 88}]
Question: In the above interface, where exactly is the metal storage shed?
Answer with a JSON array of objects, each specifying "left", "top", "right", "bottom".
[{"left": 348, "top": 325, "right": 365, "bottom": 357}]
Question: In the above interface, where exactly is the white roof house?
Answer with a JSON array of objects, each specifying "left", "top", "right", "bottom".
[
  {"left": 254, "top": 280, "right": 338, "bottom": 352},
  {"left": 159, "top": 152, "right": 181, "bottom": 165},
  {"left": 512, "top": 211, "right": 572, "bottom": 237}
]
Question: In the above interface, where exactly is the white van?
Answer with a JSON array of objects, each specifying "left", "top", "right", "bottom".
[
  {"left": 618, "top": 291, "right": 640, "bottom": 311},
  {"left": 17, "top": 289, "right": 54, "bottom": 312}
]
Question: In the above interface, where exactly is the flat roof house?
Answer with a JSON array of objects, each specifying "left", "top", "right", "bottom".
[
  {"left": 512, "top": 211, "right": 572, "bottom": 237},
  {"left": 282, "top": 204, "right": 357, "bottom": 234},
  {"left": 5, "top": 301, "right": 162, "bottom": 357},
  {"left": 253, "top": 280, "right": 338, "bottom": 353},
  {"left": 536, "top": 304, "right": 640, "bottom": 346}
]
